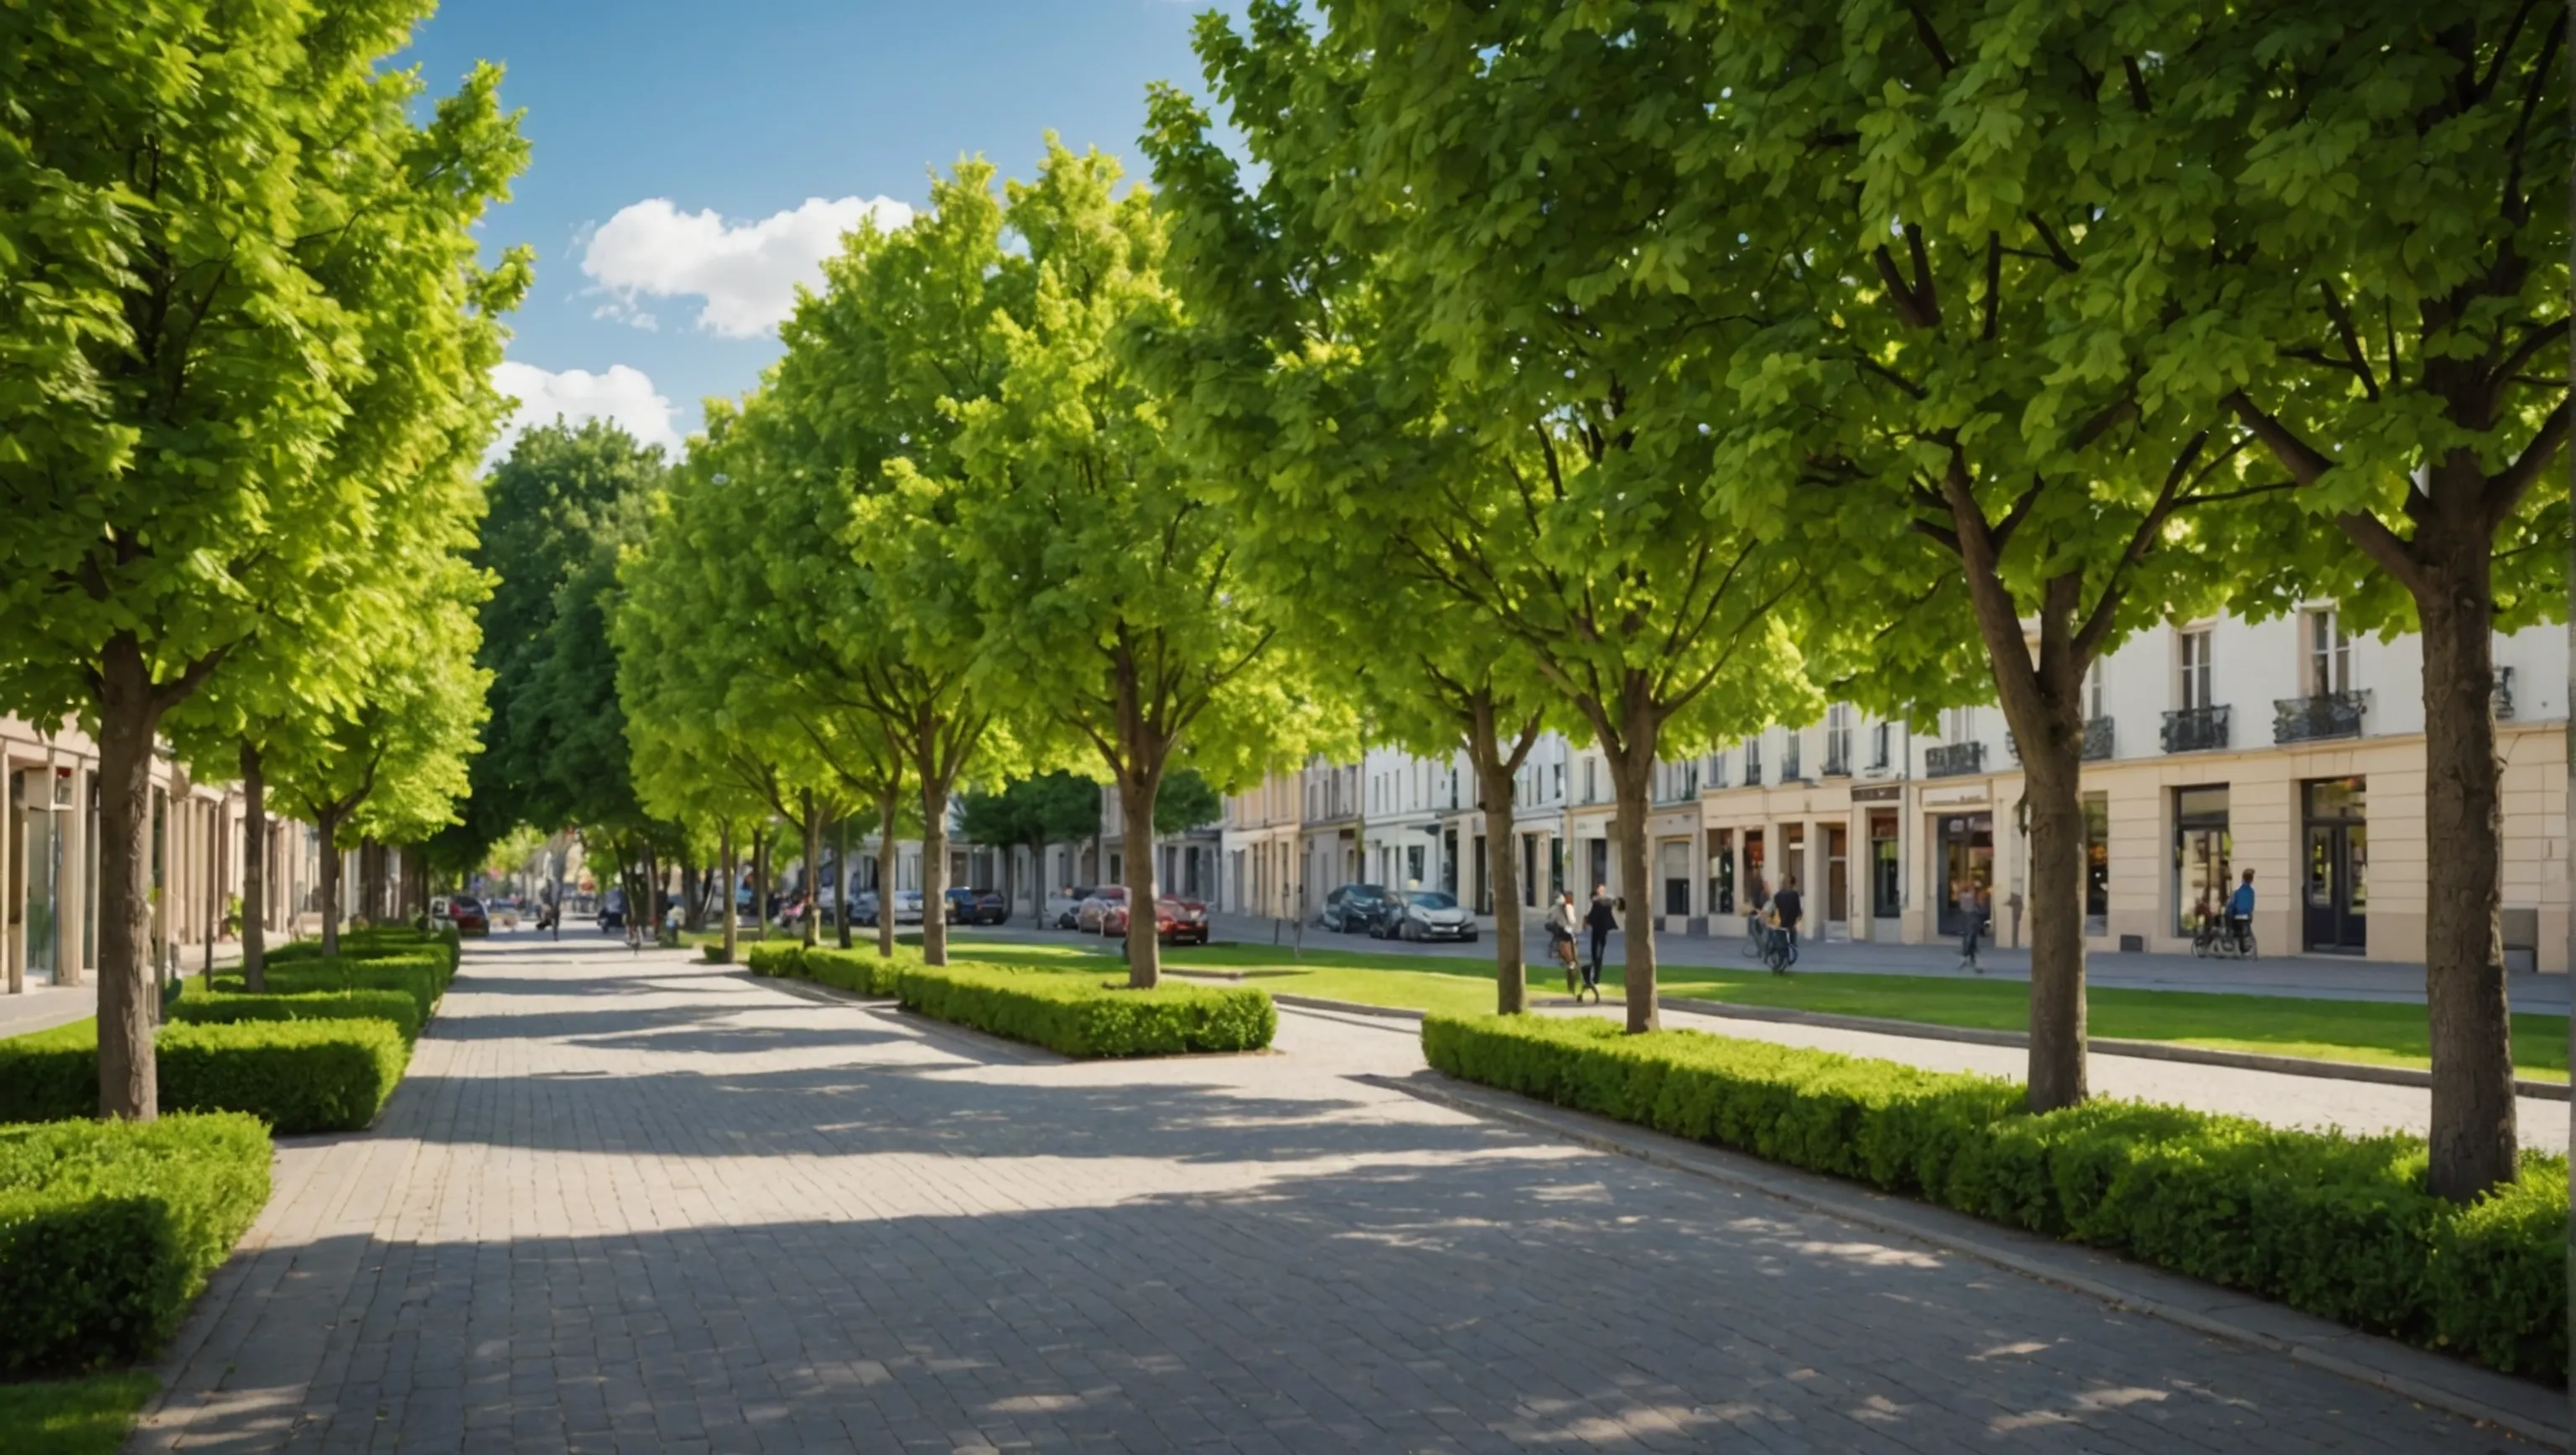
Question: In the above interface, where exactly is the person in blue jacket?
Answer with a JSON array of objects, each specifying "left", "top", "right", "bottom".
[{"left": 2225, "top": 869, "right": 2257, "bottom": 949}]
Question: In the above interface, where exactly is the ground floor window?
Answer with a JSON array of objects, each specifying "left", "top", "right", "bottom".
[
  {"left": 1868, "top": 812, "right": 1899, "bottom": 919},
  {"left": 2083, "top": 792, "right": 2109, "bottom": 936},
  {"left": 1441, "top": 829, "right": 1458, "bottom": 896},
  {"left": 2173, "top": 786, "right": 2230, "bottom": 936},
  {"left": 1405, "top": 844, "right": 1425, "bottom": 889},
  {"left": 1708, "top": 828, "right": 1735, "bottom": 916},
  {"left": 1658, "top": 839, "right": 1690, "bottom": 917}
]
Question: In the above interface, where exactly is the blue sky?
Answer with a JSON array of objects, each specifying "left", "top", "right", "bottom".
[{"left": 397, "top": 0, "right": 1240, "bottom": 456}]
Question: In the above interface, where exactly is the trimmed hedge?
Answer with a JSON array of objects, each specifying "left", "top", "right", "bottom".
[
  {"left": 169, "top": 988, "right": 424, "bottom": 1047},
  {"left": 0, "top": 1113, "right": 273, "bottom": 1373},
  {"left": 0, "top": 1019, "right": 410, "bottom": 1135},
  {"left": 1423, "top": 1014, "right": 2568, "bottom": 1380},
  {"left": 265, "top": 924, "right": 459, "bottom": 976},
  {"left": 214, "top": 952, "right": 448, "bottom": 1025},
  {"left": 748, "top": 945, "right": 1276, "bottom": 1057}
]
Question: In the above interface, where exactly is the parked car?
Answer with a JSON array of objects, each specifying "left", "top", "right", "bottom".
[
  {"left": 1077, "top": 886, "right": 1130, "bottom": 934},
  {"left": 597, "top": 887, "right": 626, "bottom": 932},
  {"left": 1048, "top": 886, "right": 1098, "bottom": 930},
  {"left": 1374, "top": 890, "right": 1476, "bottom": 943},
  {"left": 850, "top": 890, "right": 927, "bottom": 927},
  {"left": 946, "top": 887, "right": 1008, "bottom": 925},
  {"left": 447, "top": 896, "right": 491, "bottom": 936},
  {"left": 1319, "top": 883, "right": 1393, "bottom": 933},
  {"left": 1153, "top": 895, "right": 1211, "bottom": 946}
]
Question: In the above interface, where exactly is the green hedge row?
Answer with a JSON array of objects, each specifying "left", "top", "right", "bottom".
[
  {"left": 169, "top": 988, "right": 424, "bottom": 1046},
  {"left": 748, "top": 944, "right": 1275, "bottom": 1057},
  {"left": 265, "top": 923, "right": 459, "bottom": 976},
  {"left": 0, "top": 1019, "right": 410, "bottom": 1135},
  {"left": 0, "top": 1113, "right": 273, "bottom": 1374},
  {"left": 1422, "top": 1014, "right": 2567, "bottom": 1380},
  {"left": 213, "top": 952, "right": 449, "bottom": 1026}
]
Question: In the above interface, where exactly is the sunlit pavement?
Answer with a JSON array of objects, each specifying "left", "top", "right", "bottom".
[{"left": 134, "top": 929, "right": 2518, "bottom": 1452}]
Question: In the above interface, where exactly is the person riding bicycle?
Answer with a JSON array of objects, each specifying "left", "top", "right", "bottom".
[
  {"left": 2225, "top": 869, "right": 2257, "bottom": 953},
  {"left": 1546, "top": 892, "right": 1581, "bottom": 994}
]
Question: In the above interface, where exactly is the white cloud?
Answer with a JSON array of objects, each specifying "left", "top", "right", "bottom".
[
  {"left": 579, "top": 195, "right": 915, "bottom": 337},
  {"left": 490, "top": 361, "right": 682, "bottom": 458}
]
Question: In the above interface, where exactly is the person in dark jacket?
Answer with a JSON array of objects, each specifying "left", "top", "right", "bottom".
[
  {"left": 1772, "top": 876, "right": 1805, "bottom": 950},
  {"left": 1582, "top": 886, "right": 1618, "bottom": 1002}
]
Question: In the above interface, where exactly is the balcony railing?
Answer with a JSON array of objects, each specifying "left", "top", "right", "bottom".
[
  {"left": 2160, "top": 704, "right": 2231, "bottom": 754},
  {"left": 1780, "top": 742, "right": 1803, "bottom": 782},
  {"left": 2081, "top": 715, "right": 2114, "bottom": 761},
  {"left": 2272, "top": 690, "right": 2368, "bottom": 744},
  {"left": 2496, "top": 667, "right": 2516, "bottom": 721},
  {"left": 1924, "top": 741, "right": 1986, "bottom": 778},
  {"left": 1822, "top": 750, "right": 1851, "bottom": 778}
]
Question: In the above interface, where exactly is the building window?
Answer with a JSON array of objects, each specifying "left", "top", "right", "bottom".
[
  {"left": 1870, "top": 722, "right": 1891, "bottom": 771},
  {"left": 1583, "top": 757, "right": 1598, "bottom": 805},
  {"left": 2086, "top": 660, "right": 2106, "bottom": 720},
  {"left": 1743, "top": 735, "right": 1763, "bottom": 786},
  {"left": 1825, "top": 704, "right": 1852, "bottom": 774},
  {"left": 1551, "top": 762, "right": 1563, "bottom": 802},
  {"left": 1943, "top": 706, "right": 1973, "bottom": 742},
  {"left": 1781, "top": 730, "right": 1802, "bottom": 782},
  {"left": 2179, "top": 628, "right": 2214, "bottom": 710},
  {"left": 2306, "top": 610, "right": 2350, "bottom": 695}
]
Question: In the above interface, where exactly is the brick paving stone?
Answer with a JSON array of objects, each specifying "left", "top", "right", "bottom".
[{"left": 132, "top": 932, "right": 2534, "bottom": 1452}]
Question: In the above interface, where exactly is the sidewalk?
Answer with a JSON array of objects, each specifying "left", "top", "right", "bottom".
[
  {"left": 1191, "top": 911, "right": 2573, "bottom": 1011},
  {"left": 0, "top": 938, "right": 247, "bottom": 1041}
]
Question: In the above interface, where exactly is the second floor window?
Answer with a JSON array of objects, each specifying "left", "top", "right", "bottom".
[
  {"left": 1826, "top": 704, "right": 1852, "bottom": 768},
  {"left": 1744, "top": 735, "right": 1763, "bottom": 784},
  {"left": 2179, "top": 628, "right": 2214, "bottom": 710},
  {"left": 1871, "top": 722, "right": 1891, "bottom": 770},
  {"left": 2087, "top": 659, "right": 2106, "bottom": 720},
  {"left": 1943, "top": 707, "right": 1973, "bottom": 742},
  {"left": 1582, "top": 757, "right": 1598, "bottom": 804},
  {"left": 2307, "top": 610, "right": 2350, "bottom": 695}
]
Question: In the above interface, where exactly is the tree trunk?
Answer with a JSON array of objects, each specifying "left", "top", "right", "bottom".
[
  {"left": 799, "top": 791, "right": 820, "bottom": 950},
  {"left": 681, "top": 855, "right": 701, "bottom": 933},
  {"left": 318, "top": 809, "right": 345, "bottom": 957},
  {"left": 2018, "top": 738, "right": 2090, "bottom": 1112},
  {"left": 1467, "top": 729, "right": 1527, "bottom": 1016},
  {"left": 921, "top": 776, "right": 953, "bottom": 966},
  {"left": 752, "top": 833, "right": 769, "bottom": 943},
  {"left": 95, "top": 643, "right": 164, "bottom": 1121},
  {"left": 719, "top": 822, "right": 739, "bottom": 964},
  {"left": 836, "top": 816, "right": 853, "bottom": 950},
  {"left": 1604, "top": 747, "right": 1659, "bottom": 1034},
  {"left": 875, "top": 785, "right": 901, "bottom": 959},
  {"left": 2418, "top": 567, "right": 2516, "bottom": 1201},
  {"left": 240, "top": 742, "right": 267, "bottom": 993},
  {"left": 1118, "top": 768, "right": 1165, "bottom": 988},
  {"left": 644, "top": 844, "right": 662, "bottom": 944}
]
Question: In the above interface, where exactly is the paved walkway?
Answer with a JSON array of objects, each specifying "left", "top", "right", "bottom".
[
  {"left": 138, "top": 931, "right": 2533, "bottom": 1452},
  {"left": 1176, "top": 912, "right": 2573, "bottom": 1011}
]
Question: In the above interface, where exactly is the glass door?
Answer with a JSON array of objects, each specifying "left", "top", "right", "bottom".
[
  {"left": 23, "top": 805, "right": 59, "bottom": 982},
  {"left": 1934, "top": 814, "right": 1994, "bottom": 935},
  {"left": 2302, "top": 777, "right": 2368, "bottom": 953}
]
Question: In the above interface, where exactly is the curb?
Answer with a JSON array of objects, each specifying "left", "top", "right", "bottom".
[
  {"left": 1366, "top": 1069, "right": 2569, "bottom": 1450},
  {"left": 1655, "top": 995, "right": 2573, "bottom": 1101}
]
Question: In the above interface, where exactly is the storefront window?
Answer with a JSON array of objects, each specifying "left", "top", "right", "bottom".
[{"left": 2173, "top": 786, "right": 2231, "bottom": 936}]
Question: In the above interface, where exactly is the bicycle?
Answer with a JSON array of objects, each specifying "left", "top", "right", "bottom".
[
  {"left": 1758, "top": 922, "right": 1794, "bottom": 974},
  {"left": 1740, "top": 912, "right": 1768, "bottom": 961},
  {"left": 2189, "top": 915, "right": 2257, "bottom": 960}
]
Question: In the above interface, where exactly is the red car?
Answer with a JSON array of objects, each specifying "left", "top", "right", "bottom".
[
  {"left": 1104, "top": 894, "right": 1210, "bottom": 945},
  {"left": 446, "top": 896, "right": 491, "bottom": 936}
]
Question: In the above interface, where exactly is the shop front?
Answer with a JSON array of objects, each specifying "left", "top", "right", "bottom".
[{"left": 1933, "top": 812, "right": 1994, "bottom": 937}]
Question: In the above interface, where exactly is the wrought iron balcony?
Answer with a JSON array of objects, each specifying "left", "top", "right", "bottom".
[
  {"left": 2272, "top": 690, "right": 2368, "bottom": 744},
  {"left": 1742, "top": 747, "right": 1763, "bottom": 786},
  {"left": 2081, "top": 715, "right": 2114, "bottom": 761},
  {"left": 1822, "top": 751, "right": 1851, "bottom": 778},
  {"left": 1924, "top": 741, "right": 1986, "bottom": 778},
  {"left": 2006, "top": 718, "right": 2114, "bottom": 763},
  {"left": 2160, "top": 704, "right": 2231, "bottom": 754},
  {"left": 1780, "top": 742, "right": 1803, "bottom": 782},
  {"left": 2496, "top": 667, "right": 2516, "bottom": 721}
]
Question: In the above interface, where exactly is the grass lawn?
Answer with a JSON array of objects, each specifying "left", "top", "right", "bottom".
[
  {"left": 955, "top": 933, "right": 2575, "bottom": 1082},
  {"left": 0, "top": 1372, "right": 158, "bottom": 1455}
]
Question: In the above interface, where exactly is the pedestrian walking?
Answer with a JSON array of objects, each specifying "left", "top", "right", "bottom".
[
  {"left": 1772, "top": 875, "right": 1805, "bottom": 954},
  {"left": 2226, "top": 869, "right": 2257, "bottom": 953},
  {"left": 1583, "top": 885, "right": 1617, "bottom": 1003},
  {"left": 1547, "top": 892, "right": 1581, "bottom": 994},
  {"left": 1955, "top": 880, "right": 1985, "bottom": 973}
]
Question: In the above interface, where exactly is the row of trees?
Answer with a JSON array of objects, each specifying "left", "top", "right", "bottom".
[
  {"left": 608, "top": 149, "right": 1322, "bottom": 983},
  {"left": 0, "top": 3, "right": 524, "bottom": 1117},
  {"left": 605, "top": 1, "right": 2559, "bottom": 1204}
]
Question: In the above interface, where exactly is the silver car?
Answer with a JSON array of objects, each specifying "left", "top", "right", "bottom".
[{"left": 1377, "top": 890, "right": 1477, "bottom": 943}]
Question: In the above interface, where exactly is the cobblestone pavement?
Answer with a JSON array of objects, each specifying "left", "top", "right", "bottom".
[{"left": 137, "top": 931, "right": 2527, "bottom": 1452}]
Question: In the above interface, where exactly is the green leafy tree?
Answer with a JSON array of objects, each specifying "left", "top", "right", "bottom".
[
  {"left": 939, "top": 141, "right": 1311, "bottom": 987},
  {"left": 2210, "top": 2, "right": 2566, "bottom": 1199},
  {"left": 0, "top": 1, "right": 527, "bottom": 1118},
  {"left": 1146, "top": 9, "right": 1810, "bottom": 1031},
  {"left": 466, "top": 420, "right": 667, "bottom": 857},
  {"left": 1153, "top": 767, "right": 1223, "bottom": 837},
  {"left": 764, "top": 164, "right": 1028, "bottom": 965}
]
